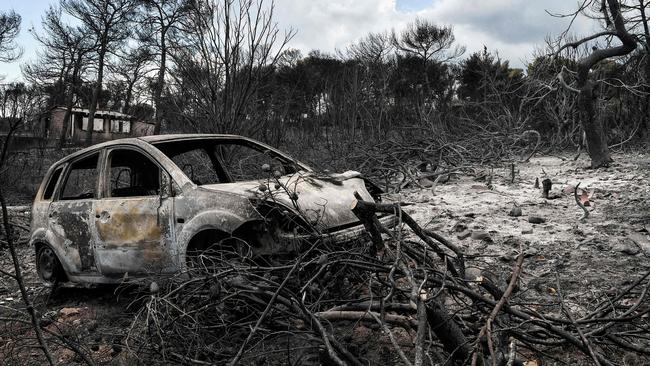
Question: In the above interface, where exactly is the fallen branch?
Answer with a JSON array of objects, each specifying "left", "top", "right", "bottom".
[
  {"left": 471, "top": 246, "right": 525, "bottom": 366},
  {"left": 316, "top": 310, "right": 417, "bottom": 329}
]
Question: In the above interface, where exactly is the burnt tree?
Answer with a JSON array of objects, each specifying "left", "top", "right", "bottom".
[
  {"left": 555, "top": 0, "right": 637, "bottom": 168},
  {"left": 26, "top": 6, "right": 94, "bottom": 146},
  {"left": 0, "top": 10, "right": 22, "bottom": 62},
  {"left": 62, "top": 0, "right": 137, "bottom": 145},
  {"left": 140, "top": 0, "right": 193, "bottom": 134}
]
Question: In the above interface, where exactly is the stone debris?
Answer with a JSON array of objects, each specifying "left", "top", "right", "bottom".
[
  {"left": 508, "top": 206, "right": 523, "bottom": 217},
  {"left": 528, "top": 216, "right": 546, "bottom": 224},
  {"left": 456, "top": 230, "right": 472, "bottom": 240},
  {"left": 471, "top": 230, "right": 491, "bottom": 240}
]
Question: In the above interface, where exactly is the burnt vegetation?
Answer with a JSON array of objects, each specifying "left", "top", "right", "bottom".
[{"left": 1, "top": 0, "right": 650, "bottom": 365}]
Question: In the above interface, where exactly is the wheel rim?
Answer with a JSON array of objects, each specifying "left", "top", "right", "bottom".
[{"left": 38, "top": 248, "right": 56, "bottom": 281}]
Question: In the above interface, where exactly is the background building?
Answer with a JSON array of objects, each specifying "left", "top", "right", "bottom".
[{"left": 43, "top": 106, "right": 154, "bottom": 144}]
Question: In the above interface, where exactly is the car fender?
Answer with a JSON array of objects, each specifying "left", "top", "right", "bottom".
[{"left": 176, "top": 209, "right": 260, "bottom": 260}]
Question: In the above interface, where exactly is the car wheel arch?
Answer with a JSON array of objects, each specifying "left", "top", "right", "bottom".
[
  {"left": 31, "top": 229, "right": 77, "bottom": 275},
  {"left": 182, "top": 227, "right": 252, "bottom": 270},
  {"left": 185, "top": 228, "right": 230, "bottom": 251},
  {"left": 178, "top": 222, "right": 246, "bottom": 268},
  {"left": 178, "top": 208, "right": 255, "bottom": 243},
  {"left": 33, "top": 240, "right": 49, "bottom": 255},
  {"left": 180, "top": 220, "right": 267, "bottom": 267}
]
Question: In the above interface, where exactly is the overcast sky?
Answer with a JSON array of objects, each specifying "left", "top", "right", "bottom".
[{"left": 1, "top": 0, "right": 597, "bottom": 82}]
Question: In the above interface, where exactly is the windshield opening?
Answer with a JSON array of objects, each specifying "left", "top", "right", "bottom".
[{"left": 153, "top": 138, "right": 303, "bottom": 184}]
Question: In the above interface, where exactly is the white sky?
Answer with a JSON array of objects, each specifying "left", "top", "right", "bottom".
[
  {"left": 0, "top": 0, "right": 599, "bottom": 82},
  {"left": 273, "top": 0, "right": 597, "bottom": 67}
]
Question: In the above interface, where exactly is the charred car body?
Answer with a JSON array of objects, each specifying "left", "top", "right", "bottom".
[{"left": 30, "top": 134, "right": 393, "bottom": 284}]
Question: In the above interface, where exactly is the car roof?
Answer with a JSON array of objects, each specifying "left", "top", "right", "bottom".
[
  {"left": 137, "top": 133, "right": 250, "bottom": 143},
  {"left": 52, "top": 138, "right": 143, "bottom": 167},
  {"left": 51, "top": 134, "right": 285, "bottom": 167}
]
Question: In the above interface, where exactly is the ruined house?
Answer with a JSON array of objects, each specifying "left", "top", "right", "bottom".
[
  {"left": 0, "top": 106, "right": 155, "bottom": 150},
  {"left": 0, "top": 107, "right": 156, "bottom": 199},
  {"left": 41, "top": 106, "right": 155, "bottom": 144}
]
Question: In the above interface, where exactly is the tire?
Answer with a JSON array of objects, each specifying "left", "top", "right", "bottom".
[{"left": 36, "top": 246, "right": 66, "bottom": 284}]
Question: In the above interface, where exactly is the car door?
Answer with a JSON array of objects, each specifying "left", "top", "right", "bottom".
[
  {"left": 92, "top": 147, "right": 175, "bottom": 276},
  {"left": 48, "top": 151, "right": 102, "bottom": 274}
]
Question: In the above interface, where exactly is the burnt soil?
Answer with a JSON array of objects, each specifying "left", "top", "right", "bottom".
[{"left": 1, "top": 152, "right": 649, "bottom": 365}]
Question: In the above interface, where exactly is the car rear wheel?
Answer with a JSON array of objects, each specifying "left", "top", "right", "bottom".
[{"left": 37, "top": 246, "right": 66, "bottom": 284}]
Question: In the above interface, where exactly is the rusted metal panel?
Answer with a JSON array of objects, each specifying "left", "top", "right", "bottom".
[
  {"left": 94, "top": 201, "right": 162, "bottom": 244},
  {"left": 202, "top": 171, "right": 373, "bottom": 230},
  {"left": 173, "top": 187, "right": 263, "bottom": 256},
  {"left": 93, "top": 197, "right": 174, "bottom": 275},
  {"left": 48, "top": 200, "right": 95, "bottom": 272}
]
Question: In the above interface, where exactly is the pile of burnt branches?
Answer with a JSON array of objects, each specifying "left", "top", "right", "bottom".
[
  {"left": 125, "top": 197, "right": 650, "bottom": 365},
  {"left": 350, "top": 127, "right": 540, "bottom": 193}
]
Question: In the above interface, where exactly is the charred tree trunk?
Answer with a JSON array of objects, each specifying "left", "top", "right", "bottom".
[
  {"left": 646, "top": 94, "right": 650, "bottom": 148},
  {"left": 153, "top": 30, "right": 166, "bottom": 135},
  {"left": 86, "top": 47, "right": 106, "bottom": 146},
  {"left": 636, "top": 56, "right": 650, "bottom": 147},
  {"left": 59, "top": 52, "right": 83, "bottom": 147},
  {"left": 576, "top": 73, "right": 611, "bottom": 168},
  {"left": 641, "top": 0, "right": 650, "bottom": 147}
]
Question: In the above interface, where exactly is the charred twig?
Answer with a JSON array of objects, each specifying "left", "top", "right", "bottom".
[
  {"left": 471, "top": 247, "right": 524, "bottom": 366},
  {"left": 555, "top": 275, "right": 603, "bottom": 366},
  {"left": 316, "top": 310, "right": 417, "bottom": 329},
  {"left": 352, "top": 192, "right": 461, "bottom": 277},
  {"left": 228, "top": 239, "right": 322, "bottom": 366},
  {"left": 414, "top": 298, "right": 428, "bottom": 366}
]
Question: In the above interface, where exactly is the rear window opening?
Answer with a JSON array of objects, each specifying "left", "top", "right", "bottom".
[
  {"left": 60, "top": 153, "right": 99, "bottom": 200},
  {"left": 43, "top": 167, "right": 63, "bottom": 200}
]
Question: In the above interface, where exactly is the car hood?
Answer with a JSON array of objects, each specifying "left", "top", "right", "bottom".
[{"left": 201, "top": 171, "right": 374, "bottom": 230}]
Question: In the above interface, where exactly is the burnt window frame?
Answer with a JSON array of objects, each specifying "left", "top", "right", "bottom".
[
  {"left": 55, "top": 150, "right": 102, "bottom": 201},
  {"left": 212, "top": 142, "right": 298, "bottom": 183},
  {"left": 100, "top": 145, "right": 172, "bottom": 199},
  {"left": 152, "top": 137, "right": 310, "bottom": 185},
  {"left": 41, "top": 166, "right": 64, "bottom": 201}
]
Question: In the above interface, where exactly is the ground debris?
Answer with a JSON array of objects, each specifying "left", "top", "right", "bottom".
[
  {"left": 1, "top": 153, "right": 650, "bottom": 365},
  {"left": 527, "top": 216, "right": 546, "bottom": 224}
]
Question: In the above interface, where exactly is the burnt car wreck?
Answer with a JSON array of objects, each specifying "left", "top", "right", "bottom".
[{"left": 30, "top": 134, "right": 393, "bottom": 284}]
